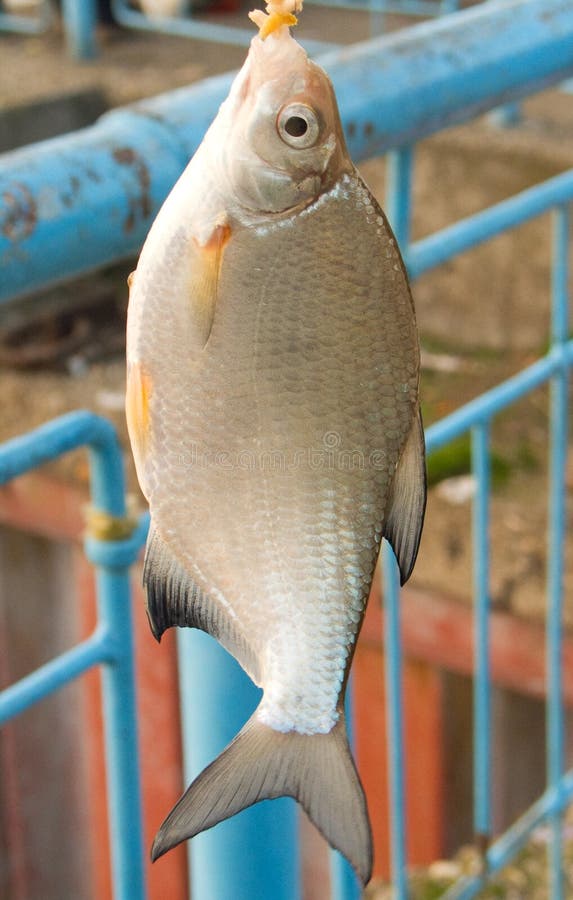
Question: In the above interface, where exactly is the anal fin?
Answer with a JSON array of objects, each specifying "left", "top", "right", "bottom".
[{"left": 143, "top": 525, "right": 259, "bottom": 682}]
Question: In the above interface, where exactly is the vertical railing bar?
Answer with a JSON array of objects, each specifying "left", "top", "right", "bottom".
[
  {"left": 546, "top": 203, "right": 570, "bottom": 900},
  {"left": 385, "top": 146, "right": 414, "bottom": 256},
  {"left": 85, "top": 422, "right": 147, "bottom": 900},
  {"left": 382, "top": 543, "right": 408, "bottom": 899},
  {"left": 176, "top": 628, "right": 197, "bottom": 900},
  {"left": 471, "top": 421, "right": 492, "bottom": 853},
  {"left": 61, "top": 0, "right": 98, "bottom": 59},
  {"left": 551, "top": 205, "right": 570, "bottom": 345},
  {"left": 94, "top": 565, "right": 147, "bottom": 900},
  {"left": 330, "top": 680, "right": 361, "bottom": 900},
  {"left": 368, "top": 0, "right": 388, "bottom": 39},
  {"left": 176, "top": 629, "right": 299, "bottom": 900},
  {"left": 0, "top": 411, "right": 147, "bottom": 900}
]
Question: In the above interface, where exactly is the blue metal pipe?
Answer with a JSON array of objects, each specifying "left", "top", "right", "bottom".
[
  {"left": 385, "top": 146, "right": 414, "bottom": 251},
  {"left": 546, "top": 205, "right": 570, "bottom": 900},
  {"left": 2, "top": 0, "right": 573, "bottom": 303},
  {"left": 0, "top": 410, "right": 126, "bottom": 516},
  {"left": 61, "top": 0, "right": 97, "bottom": 59},
  {"left": 471, "top": 423, "right": 492, "bottom": 845},
  {"left": 330, "top": 846, "right": 361, "bottom": 899},
  {"left": 329, "top": 0, "right": 460, "bottom": 15},
  {"left": 85, "top": 513, "right": 150, "bottom": 569},
  {"left": 176, "top": 630, "right": 299, "bottom": 900},
  {"left": 92, "top": 562, "right": 147, "bottom": 900},
  {"left": 0, "top": 111, "right": 190, "bottom": 304},
  {"left": 330, "top": 683, "right": 360, "bottom": 900},
  {"left": 382, "top": 545, "right": 408, "bottom": 899},
  {"left": 425, "top": 343, "right": 573, "bottom": 455},
  {"left": 0, "top": 629, "right": 112, "bottom": 724},
  {"left": 308, "top": 0, "right": 447, "bottom": 17}
]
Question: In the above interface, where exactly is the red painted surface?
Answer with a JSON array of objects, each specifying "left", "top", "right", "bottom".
[
  {"left": 0, "top": 472, "right": 84, "bottom": 542},
  {"left": 363, "top": 578, "right": 573, "bottom": 705},
  {"left": 0, "top": 596, "right": 29, "bottom": 900}
]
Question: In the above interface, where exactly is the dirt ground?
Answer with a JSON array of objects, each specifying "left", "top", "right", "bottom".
[{"left": 0, "top": 7, "right": 572, "bottom": 625}]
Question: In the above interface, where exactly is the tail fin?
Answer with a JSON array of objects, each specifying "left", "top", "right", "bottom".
[{"left": 151, "top": 709, "right": 373, "bottom": 885}]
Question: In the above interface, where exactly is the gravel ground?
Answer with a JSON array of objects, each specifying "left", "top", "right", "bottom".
[{"left": 367, "top": 818, "right": 573, "bottom": 899}]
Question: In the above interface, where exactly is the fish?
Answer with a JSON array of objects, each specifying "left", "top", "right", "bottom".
[{"left": 126, "top": 3, "right": 426, "bottom": 886}]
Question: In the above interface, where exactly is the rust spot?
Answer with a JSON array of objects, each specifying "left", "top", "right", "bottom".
[
  {"left": 363, "top": 122, "right": 374, "bottom": 139},
  {"left": 1, "top": 183, "right": 37, "bottom": 242},
  {"left": 124, "top": 210, "right": 136, "bottom": 234},
  {"left": 113, "top": 145, "right": 152, "bottom": 233},
  {"left": 61, "top": 175, "right": 82, "bottom": 209},
  {"left": 346, "top": 122, "right": 357, "bottom": 139},
  {"left": 113, "top": 147, "right": 137, "bottom": 166}
]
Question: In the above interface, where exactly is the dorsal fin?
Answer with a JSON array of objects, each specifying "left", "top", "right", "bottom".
[
  {"left": 384, "top": 410, "right": 426, "bottom": 585},
  {"left": 143, "top": 526, "right": 260, "bottom": 683}
]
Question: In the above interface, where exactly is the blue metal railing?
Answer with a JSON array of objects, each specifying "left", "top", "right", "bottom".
[
  {"left": 0, "top": 1, "right": 572, "bottom": 898},
  {"left": 381, "top": 166, "right": 572, "bottom": 897},
  {"left": 3, "top": 0, "right": 572, "bottom": 305},
  {"left": 0, "top": 413, "right": 148, "bottom": 900},
  {"left": 0, "top": 0, "right": 52, "bottom": 35}
]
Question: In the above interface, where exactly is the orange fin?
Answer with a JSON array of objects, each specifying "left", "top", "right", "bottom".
[
  {"left": 188, "top": 220, "right": 231, "bottom": 350},
  {"left": 126, "top": 360, "right": 152, "bottom": 493}
]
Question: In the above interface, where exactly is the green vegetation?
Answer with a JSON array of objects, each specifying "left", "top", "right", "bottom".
[
  {"left": 426, "top": 436, "right": 512, "bottom": 490},
  {"left": 367, "top": 837, "right": 573, "bottom": 899}
]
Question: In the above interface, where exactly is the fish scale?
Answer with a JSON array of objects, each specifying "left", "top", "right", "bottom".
[{"left": 140, "top": 177, "right": 411, "bottom": 721}]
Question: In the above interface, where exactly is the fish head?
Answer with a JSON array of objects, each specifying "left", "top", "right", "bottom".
[{"left": 218, "top": 28, "right": 351, "bottom": 216}]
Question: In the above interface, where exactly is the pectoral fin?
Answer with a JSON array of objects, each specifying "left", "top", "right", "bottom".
[
  {"left": 384, "top": 409, "right": 426, "bottom": 585},
  {"left": 125, "top": 360, "right": 152, "bottom": 496},
  {"left": 187, "top": 220, "right": 231, "bottom": 350}
]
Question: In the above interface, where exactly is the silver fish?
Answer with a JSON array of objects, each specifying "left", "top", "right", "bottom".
[{"left": 126, "top": 19, "right": 425, "bottom": 885}]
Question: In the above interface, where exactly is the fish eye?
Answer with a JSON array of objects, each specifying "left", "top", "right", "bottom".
[{"left": 277, "top": 103, "right": 320, "bottom": 149}]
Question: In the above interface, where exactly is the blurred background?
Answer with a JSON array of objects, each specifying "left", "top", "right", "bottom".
[{"left": 0, "top": 1, "right": 572, "bottom": 898}]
